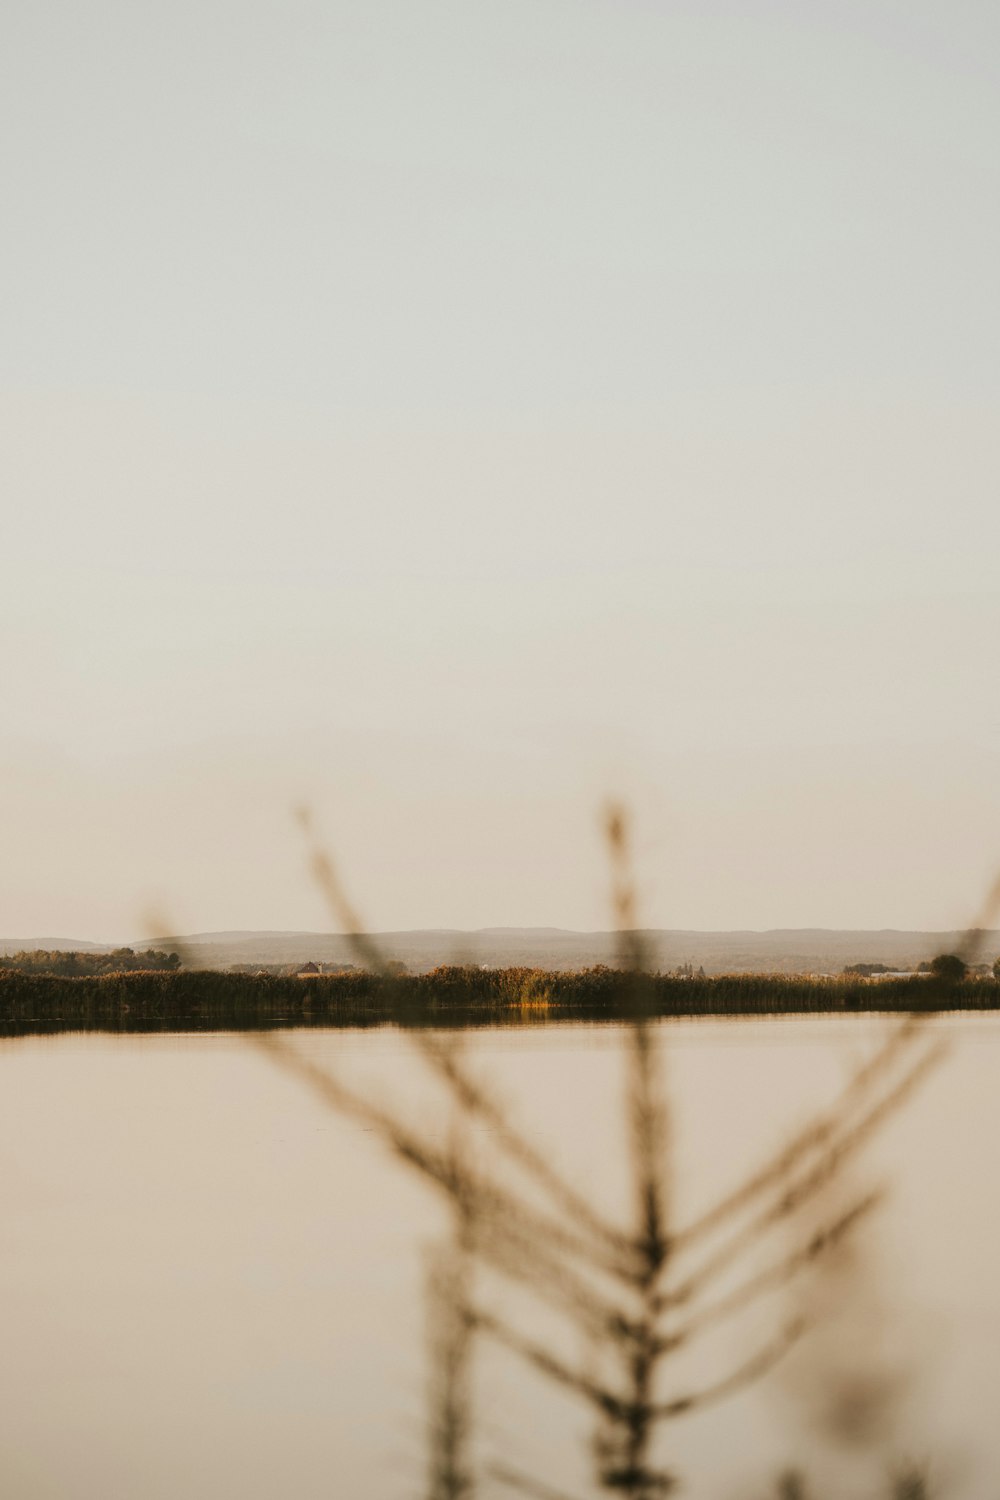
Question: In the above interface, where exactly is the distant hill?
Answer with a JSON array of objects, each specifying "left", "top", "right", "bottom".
[
  {"left": 4, "top": 929, "right": 996, "bottom": 976},
  {"left": 114, "top": 927, "right": 1000, "bottom": 976},
  {"left": 0, "top": 937, "right": 111, "bottom": 955}
]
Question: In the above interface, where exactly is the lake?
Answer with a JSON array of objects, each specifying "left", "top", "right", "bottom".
[{"left": 2, "top": 1015, "right": 998, "bottom": 1499}]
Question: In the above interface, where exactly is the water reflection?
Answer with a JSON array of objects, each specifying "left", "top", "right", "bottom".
[
  {"left": 258, "top": 993, "right": 941, "bottom": 1500},
  {"left": 0, "top": 1018, "right": 996, "bottom": 1498}
]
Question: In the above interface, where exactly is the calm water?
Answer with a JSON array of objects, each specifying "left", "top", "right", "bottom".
[{"left": 2, "top": 1016, "right": 999, "bottom": 1499}]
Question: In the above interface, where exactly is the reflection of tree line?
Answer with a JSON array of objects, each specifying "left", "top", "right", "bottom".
[{"left": 252, "top": 807, "right": 993, "bottom": 1498}]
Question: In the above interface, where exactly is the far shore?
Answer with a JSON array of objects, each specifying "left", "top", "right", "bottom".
[{"left": 1, "top": 966, "right": 997, "bottom": 1038}]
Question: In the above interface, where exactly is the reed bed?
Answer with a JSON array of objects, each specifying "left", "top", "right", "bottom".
[{"left": 1, "top": 965, "right": 995, "bottom": 1037}]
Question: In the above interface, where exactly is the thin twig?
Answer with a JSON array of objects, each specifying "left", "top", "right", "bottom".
[
  {"left": 253, "top": 1033, "right": 639, "bottom": 1286},
  {"left": 415, "top": 1029, "right": 635, "bottom": 1260},
  {"left": 473, "top": 1305, "right": 626, "bottom": 1419},
  {"left": 297, "top": 803, "right": 638, "bottom": 1263},
  {"left": 662, "top": 1192, "right": 881, "bottom": 1349},
  {"left": 664, "top": 1040, "right": 943, "bottom": 1308},
  {"left": 652, "top": 1317, "right": 808, "bottom": 1420},
  {"left": 672, "top": 1017, "right": 928, "bottom": 1251}
]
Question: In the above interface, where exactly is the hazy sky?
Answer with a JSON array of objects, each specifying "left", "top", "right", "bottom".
[{"left": 2, "top": 0, "right": 998, "bottom": 939}]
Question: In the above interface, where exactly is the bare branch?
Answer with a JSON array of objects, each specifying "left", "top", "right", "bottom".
[
  {"left": 625, "top": 1014, "right": 671, "bottom": 1274},
  {"left": 253, "top": 1033, "right": 641, "bottom": 1298},
  {"left": 605, "top": 803, "right": 672, "bottom": 1276},
  {"left": 425, "top": 1238, "right": 476, "bottom": 1500},
  {"left": 653, "top": 1317, "right": 808, "bottom": 1419},
  {"left": 294, "top": 805, "right": 390, "bottom": 976},
  {"left": 672, "top": 1017, "right": 929, "bottom": 1251},
  {"left": 665, "top": 1039, "right": 943, "bottom": 1308},
  {"left": 473, "top": 1306, "right": 627, "bottom": 1421},
  {"left": 957, "top": 870, "right": 1000, "bottom": 965},
  {"left": 475, "top": 1228, "right": 646, "bottom": 1351},
  {"left": 296, "top": 803, "right": 637, "bottom": 1267},
  {"left": 414, "top": 1029, "right": 636, "bottom": 1263},
  {"left": 663, "top": 1192, "right": 881, "bottom": 1349}
]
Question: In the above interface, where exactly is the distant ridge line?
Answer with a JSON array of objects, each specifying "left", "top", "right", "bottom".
[
  {"left": 6, "top": 928, "right": 996, "bottom": 978},
  {"left": 134, "top": 925, "right": 1000, "bottom": 943}
]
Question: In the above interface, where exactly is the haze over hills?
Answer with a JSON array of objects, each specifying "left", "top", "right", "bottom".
[
  {"left": 0, "top": 938, "right": 108, "bottom": 954},
  {"left": 6, "top": 930, "right": 997, "bottom": 976}
]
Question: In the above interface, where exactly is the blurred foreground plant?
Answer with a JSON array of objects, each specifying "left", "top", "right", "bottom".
[{"left": 254, "top": 805, "right": 951, "bottom": 1499}]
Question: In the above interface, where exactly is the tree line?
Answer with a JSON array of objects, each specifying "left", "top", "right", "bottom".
[{"left": 0, "top": 947, "right": 180, "bottom": 976}]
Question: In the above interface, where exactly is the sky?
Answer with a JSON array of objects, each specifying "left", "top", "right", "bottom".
[{"left": 2, "top": 0, "right": 998, "bottom": 939}]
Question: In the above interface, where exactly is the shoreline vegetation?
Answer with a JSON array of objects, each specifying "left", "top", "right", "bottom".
[{"left": 2, "top": 964, "right": 998, "bottom": 1037}]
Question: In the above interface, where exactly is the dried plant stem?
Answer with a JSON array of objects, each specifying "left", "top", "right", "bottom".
[{"left": 267, "top": 801, "right": 953, "bottom": 1500}]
